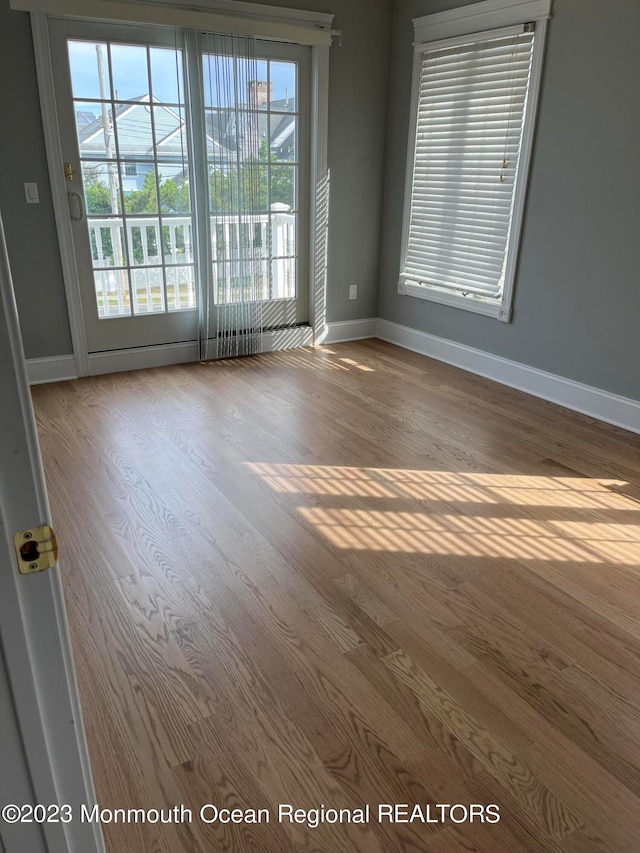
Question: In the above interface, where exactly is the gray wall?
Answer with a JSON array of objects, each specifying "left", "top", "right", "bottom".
[
  {"left": 378, "top": 0, "right": 640, "bottom": 401},
  {"left": 274, "top": 0, "right": 393, "bottom": 323},
  {"left": 0, "top": 0, "right": 393, "bottom": 358},
  {"left": 0, "top": 2, "right": 73, "bottom": 358}
]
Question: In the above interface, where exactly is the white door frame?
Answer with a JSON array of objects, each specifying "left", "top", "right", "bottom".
[
  {"left": 30, "top": 10, "right": 332, "bottom": 377},
  {"left": 0, "top": 210, "right": 104, "bottom": 853},
  {"left": 31, "top": 11, "right": 89, "bottom": 377}
]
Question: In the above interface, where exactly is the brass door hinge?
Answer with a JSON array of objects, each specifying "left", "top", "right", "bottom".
[{"left": 14, "top": 525, "right": 58, "bottom": 575}]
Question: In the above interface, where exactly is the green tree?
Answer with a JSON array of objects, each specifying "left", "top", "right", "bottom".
[
  {"left": 270, "top": 165, "right": 294, "bottom": 208},
  {"left": 208, "top": 140, "right": 294, "bottom": 214},
  {"left": 84, "top": 168, "right": 115, "bottom": 264},
  {"left": 84, "top": 167, "right": 113, "bottom": 215},
  {"left": 123, "top": 171, "right": 157, "bottom": 215},
  {"left": 160, "top": 175, "right": 190, "bottom": 214}
]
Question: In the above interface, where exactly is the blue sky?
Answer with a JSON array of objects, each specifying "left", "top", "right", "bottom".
[{"left": 68, "top": 40, "right": 296, "bottom": 110}]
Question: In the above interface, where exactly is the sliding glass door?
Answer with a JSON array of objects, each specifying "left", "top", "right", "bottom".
[{"left": 48, "top": 18, "right": 310, "bottom": 356}]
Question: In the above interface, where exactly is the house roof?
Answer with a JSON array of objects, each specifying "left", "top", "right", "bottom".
[
  {"left": 77, "top": 94, "right": 296, "bottom": 164},
  {"left": 78, "top": 96, "right": 195, "bottom": 160},
  {"left": 205, "top": 97, "right": 296, "bottom": 161}
]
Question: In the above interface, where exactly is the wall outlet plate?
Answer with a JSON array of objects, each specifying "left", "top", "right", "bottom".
[{"left": 349, "top": 285, "right": 357, "bottom": 300}]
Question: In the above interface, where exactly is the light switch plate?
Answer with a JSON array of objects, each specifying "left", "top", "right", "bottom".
[{"left": 24, "top": 183, "right": 39, "bottom": 204}]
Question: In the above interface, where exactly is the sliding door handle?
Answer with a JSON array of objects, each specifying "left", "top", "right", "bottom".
[{"left": 67, "top": 190, "right": 85, "bottom": 222}]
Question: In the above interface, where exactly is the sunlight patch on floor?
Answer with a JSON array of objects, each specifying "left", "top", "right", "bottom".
[
  {"left": 248, "top": 463, "right": 630, "bottom": 509},
  {"left": 246, "top": 463, "right": 639, "bottom": 564}
]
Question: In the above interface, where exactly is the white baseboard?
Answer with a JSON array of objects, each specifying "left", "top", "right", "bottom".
[
  {"left": 320, "top": 318, "right": 378, "bottom": 344},
  {"left": 87, "top": 341, "right": 200, "bottom": 376},
  {"left": 27, "top": 355, "right": 77, "bottom": 385},
  {"left": 205, "top": 325, "right": 314, "bottom": 358},
  {"left": 87, "top": 327, "right": 316, "bottom": 376},
  {"left": 377, "top": 319, "right": 640, "bottom": 435},
  {"left": 28, "top": 323, "right": 640, "bottom": 436}
]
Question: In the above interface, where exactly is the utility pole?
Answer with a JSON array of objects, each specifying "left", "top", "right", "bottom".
[
  {"left": 96, "top": 44, "right": 127, "bottom": 305},
  {"left": 96, "top": 45, "right": 119, "bottom": 217}
]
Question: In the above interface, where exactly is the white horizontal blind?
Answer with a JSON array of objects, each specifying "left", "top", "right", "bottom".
[{"left": 403, "top": 28, "right": 535, "bottom": 300}]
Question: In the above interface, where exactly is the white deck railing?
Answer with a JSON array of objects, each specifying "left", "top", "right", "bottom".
[{"left": 88, "top": 210, "right": 295, "bottom": 310}]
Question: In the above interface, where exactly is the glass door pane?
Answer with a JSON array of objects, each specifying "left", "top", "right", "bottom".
[{"left": 68, "top": 39, "right": 197, "bottom": 320}]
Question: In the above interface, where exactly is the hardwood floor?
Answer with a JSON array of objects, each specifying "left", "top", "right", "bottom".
[{"left": 32, "top": 340, "right": 640, "bottom": 852}]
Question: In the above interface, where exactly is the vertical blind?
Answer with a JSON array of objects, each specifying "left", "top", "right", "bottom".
[
  {"left": 202, "top": 33, "right": 267, "bottom": 360},
  {"left": 401, "top": 28, "right": 536, "bottom": 300}
]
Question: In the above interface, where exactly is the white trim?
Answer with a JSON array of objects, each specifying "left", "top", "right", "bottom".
[
  {"left": 319, "top": 318, "right": 378, "bottom": 345},
  {"left": 377, "top": 319, "right": 640, "bottom": 435},
  {"left": 398, "top": 49, "right": 423, "bottom": 320},
  {"left": 310, "top": 44, "right": 330, "bottom": 344},
  {"left": 14, "top": 0, "right": 337, "bottom": 45},
  {"left": 31, "top": 11, "right": 89, "bottom": 376},
  {"left": 400, "top": 281, "right": 509, "bottom": 321},
  {"left": 152, "top": 0, "right": 334, "bottom": 28},
  {"left": 206, "top": 324, "right": 313, "bottom": 358},
  {"left": 27, "top": 354, "right": 78, "bottom": 385},
  {"left": 263, "top": 325, "right": 313, "bottom": 351},
  {"left": 86, "top": 327, "right": 315, "bottom": 375},
  {"left": 500, "top": 15, "right": 548, "bottom": 320},
  {"left": 88, "top": 340, "right": 200, "bottom": 375},
  {"left": 414, "top": 0, "right": 552, "bottom": 43}
]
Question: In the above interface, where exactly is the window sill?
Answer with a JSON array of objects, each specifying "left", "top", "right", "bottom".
[{"left": 398, "top": 280, "right": 512, "bottom": 323}]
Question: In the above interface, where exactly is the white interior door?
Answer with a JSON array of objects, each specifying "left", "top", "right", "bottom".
[
  {"left": 0, "top": 210, "right": 103, "bottom": 853},
  {"left": 0, "top": 650, "right": 46, "bottom": 853}
]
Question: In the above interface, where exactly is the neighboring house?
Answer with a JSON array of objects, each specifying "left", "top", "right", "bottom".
[
  {"left": 205, "top": 94, "right": 296, "bottom": 163},
  {"left": 77, "top": 95, "right": 221, "bottom": 190},
  {"left": 77, "top": 84, "right": 296, "bottom": 194}
]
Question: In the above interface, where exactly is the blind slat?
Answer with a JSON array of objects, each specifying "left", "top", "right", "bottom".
[
  {"left": 417, "top": 105, "right": 528, "bottom": 121},
  {"left": 408, "top": 231, "right": 507, "bottom": 257},
  {"left": 410, "top": 201, "right": 512, "bottom": 218},
  {"left": 406, "top": 250, "right": 505, "bottom": 276},
  {"left": 404, "top": 269, "right": 504, "bottom": 294},
  {"left": 404, "top": 263, "right": 504, "bottom": 290}
]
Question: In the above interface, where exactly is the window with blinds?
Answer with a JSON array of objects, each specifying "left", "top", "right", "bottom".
[{"left": 400, "top": 22, "right": 542, "bottom": 320}]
